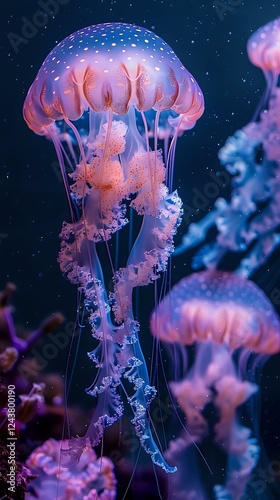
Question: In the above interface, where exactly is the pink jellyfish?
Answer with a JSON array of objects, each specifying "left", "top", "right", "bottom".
[
  {"left": 23, "top": 22, "right": 204, "bottom": 472},
  {"left": 150, "top": 270, "right": 280, "bottom": 497},
  {"left": 25, "top": 438, "right": 116, "bottom": 499},
  {"left": 247, "top": 17, "right": 280, "bottom": 118}
]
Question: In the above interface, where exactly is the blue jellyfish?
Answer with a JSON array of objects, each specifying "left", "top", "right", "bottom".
[
  {"left": 23, "top": 22, "right": 204, "bottom": 471},
  {"left": 176, "top": 18, "right": 280, "bottom": 278}
]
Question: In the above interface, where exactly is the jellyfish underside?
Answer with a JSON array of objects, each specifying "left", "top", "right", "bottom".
[
  {"left": 167, "top": 342, "right": 260, "bottom": 499},
  {"left": 23, "top": 22, "right": 204, "bottom": 473}
]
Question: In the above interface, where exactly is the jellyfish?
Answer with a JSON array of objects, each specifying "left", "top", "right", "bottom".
[
  {"left": 23, "top": 22, "right": 204, "bottom": 472},
  {"left": 150, "top": 270, "right": 280, "bottom": 498},
  {"left": 176, "top": 18, "right": 280, "bottom": 279},
  {"left": 247, "top": 17, "right": 280, "bottom": 120},
  {"left": 25, "top": 438, "right": 116, "bottom": 499}
]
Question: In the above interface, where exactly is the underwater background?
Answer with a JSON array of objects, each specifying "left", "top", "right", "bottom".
[{"left": 1, "top": 0, "right": 280, "bottom": 498}]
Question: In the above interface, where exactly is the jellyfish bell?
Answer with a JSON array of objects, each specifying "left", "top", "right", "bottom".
[
  {"left": 247, "top": 18, "right": 280, "bottom": 75},
  {"left": 23, "top": 22, "right": 204, "bottom": 475},
  {"left": 23, "top": 22, "right": 204, "bottom": 137},
  {"left": 150, "top": 270, "right": 280, "bottom": 355},
  {"left": 246, "top": 18, "right": 280, "bottom": 123}
]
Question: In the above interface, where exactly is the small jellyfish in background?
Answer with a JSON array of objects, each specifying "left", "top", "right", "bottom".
[
  {"left": 247, "top": 17, "right": 280, "bottom": 119},
  {"left": 23, "top": 22, "right": 204, "bottom": 471},
  {"left": 176, "top": 18, "right": 280, "bottom": 279},
  {"left": 150, "top": 270, "right": 280, "bottom": 499}
]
